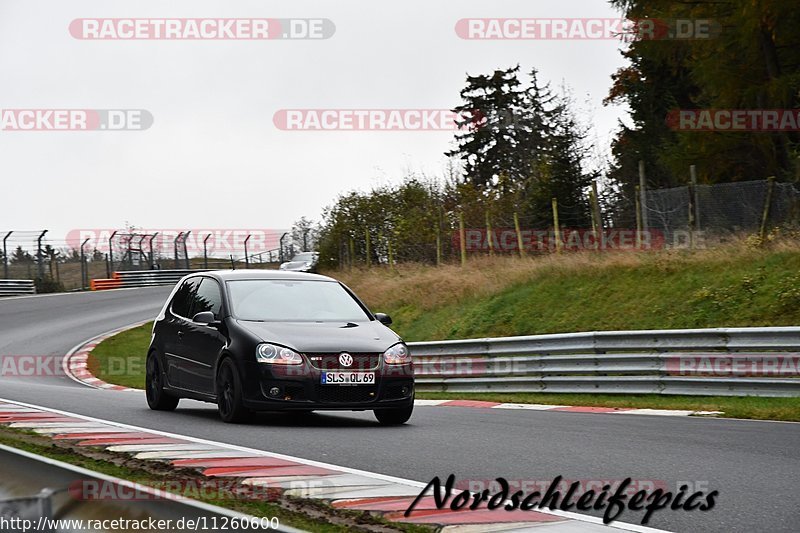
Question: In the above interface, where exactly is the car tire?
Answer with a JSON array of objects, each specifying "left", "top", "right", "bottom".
[
  {"left": 216, "top": 358, "right": 252, "bottom": 423},
  {"left": 374, "top": 404, "right": 413, "bottom": 425},
  {"left": 146, "top": 353, "right": 179, "bottom": 411}
]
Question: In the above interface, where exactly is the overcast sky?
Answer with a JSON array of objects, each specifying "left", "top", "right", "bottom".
[{"left": 0, "top": 0, "right": 629, "bottom": 249}]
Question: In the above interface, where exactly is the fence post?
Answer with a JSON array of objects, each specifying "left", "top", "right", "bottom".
[
  {"left": 590, "top": 179, "right": 602, "bottom": 235},
  {"left": 458, "top": 212, "right": 467, "bottom": 266},
  {"left": 485, "top": 211, "right": 494, "bottom": 256},
  {"left": 173, "top": 232, "right": 183, "bottom": 270},
  {"left": 435, "top": 225, "right": 442, "bottom": 266},
  {"left": 759, "top": 176, "right": 776, "bottom": 241},
  {"left": 107, "top": 231, "right": 117, "bottom": 276},
  {"left": 36, "top": 230, "right": 48, "bottom": 280},
  {"left": 551, "top": 198, "right": 563, "bottom": 254},
  {"left": 2, "top": 231, "right": 12, "bottom": 279},
  {"left": 244, "top": 234, "right": 251, "bottom": 269},
  {"left": 182, "top": 231, "right": 191, "bottom": 269},
  {"left": 349, "top": 237, "right": 355, "bottom": 270},
  {"left": 690, "top": 165, "right": 700, "bottom": 230},
  {"left": 635, "top": 185, "right": 642, "bottom": 249},
  {"left": 365, "top": 230, "right": 371, "bottom": 267},
  {"left": 513, "top": 212, "right": 525, "bottom": 258},
  {"left": 203, "top": 234, "right": 211, "bottom": 269},
  {"left": 639, "top": 161, "right": 649, "bottom": 231},
  {"left": 688, "top": 168, "right": 696, "bottom": 250},
  {"left": 80, "top": 238, "right": 90, "bottom": 290},
  {"left": 148, "top": 233, "right": 158, "bottom": 269}
]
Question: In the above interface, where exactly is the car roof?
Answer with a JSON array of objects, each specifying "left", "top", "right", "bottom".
[{"left": 188, "top": 269, "right": 336, "bottom": 283}]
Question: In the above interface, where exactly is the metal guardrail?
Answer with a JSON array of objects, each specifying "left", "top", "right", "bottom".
[
  {"left": 0, "top": 279, "right": 36, "bottom": 297},
  {"left": 90, "top": 269, "right": 208, "bottom": 290},
  {"left": 409, "top": 327, "right": 800, "bottom": 397}
]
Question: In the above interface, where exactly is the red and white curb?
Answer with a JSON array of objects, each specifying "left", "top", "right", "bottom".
[
  {"left": 0, "top": 397, "right": 665, "bottom": 532},
  {"left": 62, "top": 321, "right": 150, "bottom": 391},
  {"left": 65, "top": 324, "right": 722, "bottom": 419},
  {"left": 415, "top": 400, "right": 722, "bottom": 417}
]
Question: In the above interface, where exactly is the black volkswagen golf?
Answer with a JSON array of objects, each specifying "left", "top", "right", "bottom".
[{"left": 146, "top": 270, "right": 414, "bottom": 424}]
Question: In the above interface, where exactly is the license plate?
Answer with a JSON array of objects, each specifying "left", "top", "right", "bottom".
[{"left": 321, "top": 372, "right": 376, "bottom": 385}]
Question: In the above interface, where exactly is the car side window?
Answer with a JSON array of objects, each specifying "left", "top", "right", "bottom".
[
  {"left": 192, "top": 278, "right": 223, "bottom": 320},
  {"left": 171, "top": 278, "right": 200, "bottom": 318}
]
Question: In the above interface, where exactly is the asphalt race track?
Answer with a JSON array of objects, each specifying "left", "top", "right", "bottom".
[{"left": 1, "top": 289, "right": 799, "bottom": 532}]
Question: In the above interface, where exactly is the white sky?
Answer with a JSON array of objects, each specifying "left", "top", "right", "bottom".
[{"left": 0, "top": 0, "right": 630, "bottom": 247}]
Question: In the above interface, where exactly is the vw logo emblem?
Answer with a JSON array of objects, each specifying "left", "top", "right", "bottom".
[{"left": 338, "top": 353, "right": 353, "bottom": 367}]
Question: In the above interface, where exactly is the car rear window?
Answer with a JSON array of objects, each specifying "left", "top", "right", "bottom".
[{"left": 227, "top": 279, "right": 370, "bottom": 322}]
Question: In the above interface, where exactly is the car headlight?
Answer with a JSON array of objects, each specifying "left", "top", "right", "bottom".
[
  {"left": 256, "top": 343, "right": 303, "bottom": 365},
  {"left": 383, "top": 343, "right": 411, "bottom": 365}
]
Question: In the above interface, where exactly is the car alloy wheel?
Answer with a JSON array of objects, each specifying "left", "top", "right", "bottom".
[
  {"left": 146, "top": 353, "right": 179, "bottom": 411},
  {"left": 216, "top": 359, "right": 252, "bottom": 423}
]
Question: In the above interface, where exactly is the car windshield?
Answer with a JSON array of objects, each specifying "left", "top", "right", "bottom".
[
  {"left": 227, "top": 279, "right": 370, "bottom": 322},
  {"left": 292, "top": 253, "right": 315, "bottom": 262}
]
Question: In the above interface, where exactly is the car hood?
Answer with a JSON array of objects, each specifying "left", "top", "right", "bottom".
[{"left": 236, "top": 319, "right": 401, "bottom": 353}]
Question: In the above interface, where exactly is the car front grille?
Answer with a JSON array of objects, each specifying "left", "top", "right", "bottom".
[
  {"left": 314, "top": 384, "right": 378, "bottom": 403},
  {"left": 306, "top": 353, "right": 381, "bottom": 371}
]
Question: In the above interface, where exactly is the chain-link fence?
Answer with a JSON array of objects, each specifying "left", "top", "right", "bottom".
[
  {"left": 645, "top": 179, "right": 800, "bottom": 244},
  {"left": 328, "top": 178, "right": 800, "bottom": 268},
  {"left": 0, "top": 229, "right": 291, "bottom": 292}
]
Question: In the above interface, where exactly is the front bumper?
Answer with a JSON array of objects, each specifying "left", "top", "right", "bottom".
[{"left": 241, "top": 360, "right": 414, "bottom": 411}]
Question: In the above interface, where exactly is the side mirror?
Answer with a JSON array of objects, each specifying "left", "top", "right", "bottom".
[
  {"left": 375, "top": 313, "right": 393, "bottom": 326},
  {"left": 193, "top": 311, "right": 219, "bottom": 327}
]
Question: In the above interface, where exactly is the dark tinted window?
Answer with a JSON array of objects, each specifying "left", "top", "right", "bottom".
[
  {"left": 171, "top": 278, "right": 200, "bottom": 318},
  {"left": 193, "top": 278, "right": 223, "bottom": 320}
]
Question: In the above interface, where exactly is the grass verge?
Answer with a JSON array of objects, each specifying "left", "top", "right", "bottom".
[
  {"left": 416, "top": 392, "right": 800, "bottom": 421},
  {"left": 0, "top": 425, "right": 431, "bottom": 533},
  {"left": 334, "top": 243, "right": 800, "bottom": 341},
  {"left": 87, "top": 322, "right": 152, "bottom": 389}
]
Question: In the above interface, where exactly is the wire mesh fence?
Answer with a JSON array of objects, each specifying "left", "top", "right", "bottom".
[
  {"left": 328, "top": 178, "right": 800, "bottom": 268},
  {"left": 0, "top": 229, "right": 293, "bottom": 292},
  {"left": 645, "top": 179, "right": 800, "bottom": 244}
]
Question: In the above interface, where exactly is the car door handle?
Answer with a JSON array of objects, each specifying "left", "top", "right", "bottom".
[{"left": 177, "top": 330, "right": 184, "bottom": 339}]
